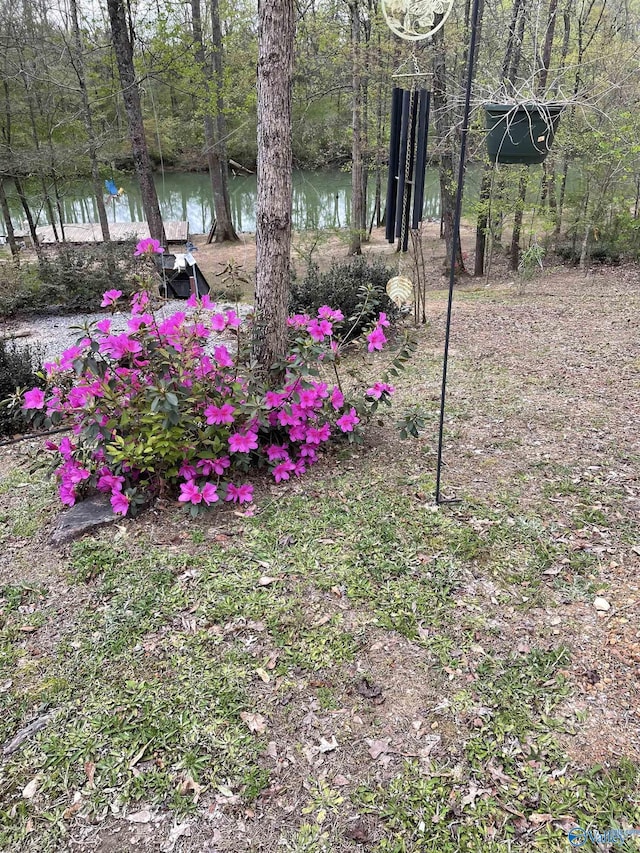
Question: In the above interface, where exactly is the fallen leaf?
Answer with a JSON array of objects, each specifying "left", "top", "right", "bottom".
[
  {"left": 161, "top": 821, "right": 192, "bottom": 853},
  {"left": 355, "top": 677, "right": 384, "bottom": 704},
  {"left": 258, "top": 576, "right": 277, "bottom": 586},
  {"left": 63, "top": 793, "right": 83, "bottom": 820},
  {"left": 18, "top": 626, "right": 38, "bottom": 633},
  {"left": 529, "top": 813, "right": 553, "bottom": 825},
  {"left": 265, "top": 650, "right": 279, "bottom": 670},
  {"left": 487, "top": 762, "right": 511, "bottom": 785},
  {"left": 333, "top": 774, "right": 350, "bottom": 786},
  {"left": 177, "top": 775, "right": 202, "bottom": 799},
  {"left": 255, "top": 667, "right": 270, "bottom": 683},
  {"left": 22, "top": 776, "right": 40, "bottom": 800},
  {"left": 84, "top": 761, "right": 96, "bottom": 789},
  {"left": 345, "top": 820, "right": 371, "bottom": 842},
  {"left": 127, "top": 809, "right": 152, "bottom": 823},
  {"left": 318, "top": 735, "right": 338, "bottom": 753},
  {"left": 367, "top": 738, "right": 390, "bottom": 760},
  {"left": 265, "top": 741, "right": 278, "bottom": 760},
  {"left": 460, "top": 785, "right": 491, "bottom": 808},
  {"left": 240, "top": 712, "right": 267, "bottom": 734}
]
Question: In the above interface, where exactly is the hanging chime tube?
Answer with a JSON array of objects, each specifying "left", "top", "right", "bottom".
[
  {"left": 395, "top": 90, "right": 411, "bottom": 240},
  {"left": 385, "top": 87, "right": 403, "bottom": 244},
  {"left": 411, "top": 90, "right": 431, "bottom": 230},
  {"left": 400, "top": 91, "right": 418, "bottom": 252}
]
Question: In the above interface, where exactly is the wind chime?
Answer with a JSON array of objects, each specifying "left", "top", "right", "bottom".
[
  {"left": 382, "top": 0, "right": 454, "bottom": 255},
  {"left": 380, "top": 0, "right": 483, "bottom": 504}
]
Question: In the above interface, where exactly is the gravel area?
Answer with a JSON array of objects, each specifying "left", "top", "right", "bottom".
[{"left": 1, "top": 299, "right": 253, "bottom": 363}]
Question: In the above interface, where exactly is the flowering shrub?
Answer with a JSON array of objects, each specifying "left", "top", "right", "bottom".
[{"left": 23, "top": 249, "right": 414, "bottom": 517}]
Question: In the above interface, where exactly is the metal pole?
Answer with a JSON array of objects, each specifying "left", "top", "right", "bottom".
[{"left": 434, "top": 0, "right": 482, "bottom": 504}]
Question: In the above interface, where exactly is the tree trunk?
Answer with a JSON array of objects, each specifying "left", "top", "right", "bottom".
[
  {"left": 14, "top": 176, "right": 42, "bottom": 258},
  {"left": 510, "top": 172, "right": 529, "bottom": 271},
  {"left": 253, "top": 0, "right": 294, "bottom": 375},
  {"left": 474, "top": 169, "right": 492, "bottom": 276},
  {"left": 69, "top": 0, "right": 111, "bottom": 242},
  {"left": 432, "top": 30, "right": 464, "bottom": 273},
  {"left": 209, "top": 0, "right": 239, "bottom": 242},
  {"left": 348, "top": 0, "right": 364, "bottom": 255},
  {"left": 511, "top": 0, "right": 559, "bottom": 270},
  {"left": 0, "top": 178, "right": 19, "bottom": 259},
  {"left": 106, "top": 0, "right": 165, "bottom": 246},
  {"left": 191, "top": 0, "right": 238, "bottom": 244}
]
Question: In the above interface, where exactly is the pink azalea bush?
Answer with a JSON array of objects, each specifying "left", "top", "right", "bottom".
[{"left": 23, "top": 247, "right": 413, "bottom": 517}]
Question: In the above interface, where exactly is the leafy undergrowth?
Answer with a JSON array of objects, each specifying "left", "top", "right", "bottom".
[{"left": 0, "top": 460, "right": 638, "bottom": 852}]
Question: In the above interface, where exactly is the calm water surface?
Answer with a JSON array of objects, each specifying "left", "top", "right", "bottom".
[{"left": 5, "top": 168, "right": 456, "bottom": 235}]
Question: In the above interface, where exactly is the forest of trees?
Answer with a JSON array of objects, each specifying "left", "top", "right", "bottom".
[{"left": 0, "top": 0, "right": 639, "bottom": 269}]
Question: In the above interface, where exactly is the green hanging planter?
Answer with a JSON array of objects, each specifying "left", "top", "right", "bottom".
[{"left": 484, "top": 103, "right": 563, "bottom": 165}]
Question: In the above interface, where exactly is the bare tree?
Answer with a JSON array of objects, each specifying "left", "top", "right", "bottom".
[
  {"left": 191, "top": 0, "right": 238, "bottom": 243},
  {"left": 106, "top": 0, "right": 165, "bottom": 245},
  {"left": 68, "top": 0, "right": 110, "bottom": 243}
]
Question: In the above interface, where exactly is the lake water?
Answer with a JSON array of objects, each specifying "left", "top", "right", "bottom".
[{"left": 4, "top": 168, "right": 455, "bottom": 236}]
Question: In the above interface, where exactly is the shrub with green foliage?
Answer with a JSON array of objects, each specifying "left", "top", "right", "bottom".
[
  {"left": 0, "top": 338, "right": 43, "bottom": 436},
  {"left": 290, "top": 256, "right": 397, "bottom": 339},
  {"left": 0, "top": 242, "right": 140, "bottom": 317}
]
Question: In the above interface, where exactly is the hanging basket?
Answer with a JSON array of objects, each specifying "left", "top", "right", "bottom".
[{"left": 484, "top": 103, "right": 563, "bottom": 165}]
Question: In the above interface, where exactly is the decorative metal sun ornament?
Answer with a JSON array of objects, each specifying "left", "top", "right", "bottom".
[{"left": 381, "top": 0, "right": 455, "bottom": 41}]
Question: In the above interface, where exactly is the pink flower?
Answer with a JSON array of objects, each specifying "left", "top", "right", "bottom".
[
  {"left": 305, "top": 423, "right": 331, "bottom": 445},
  {"left": 330, "top": 386, "right": 344, "bottom": 410},
  {"left": 229, "top": 431, "right": 258, "bottom": 453},
  {"left": 179, "top": 461, "right": 198, "bottom": 480},
  {"left": 59, "top": 483, "right": 76, "bottom": 506},
  {"left": 211, "top": 456, "right": 231, "bottom": 475},
  {"left": 272, "top": 460, "right": 296, "bottom": 483},
  {"left": 366, "top": 382, "right": 395, "bottom": 399},
  {"left": 265, "top": 390, "right": 285, "bottom": 408},
  {"left": 307, "top": 318, "right": 332, "bottom": 342},
  {"left": 210, "top": 312, "right": 227, "bottom": 332},
  {"left": 336, "top": 407, "right": 360, "bottom": 433},
  {"left": 101, "top": 289, "right": 122, "bottom": 307},
  {"left": 287, "top": 313, "right": 310, "bottom": 328},
  {"left": 378, "top": 312, "right": 390, "bottom": 327},
  {"left": 179, "top": 481, "right": 202, "bottom": 504},
  {"left": 59, "top": 345, "right": 87, "bottom": 370},
  {"left": 225, "top": 310, "right": 241, "bottom": 329},
  {"left": 213, "top": 345, "right": 234, "bottom": 368},
  {"left": 201, "top": 482, "right": 219, "bottom": 505},
  {"left": 298, "top": 388, "right": 319, "bottom": 409},
  {"left": 99, "top": 334, "right": 143, "bottom": 360},
  {"left": 367, "top": 326, "right": 387, "bottom": 352},
  {"left": 266, "top": 444, "right": 289, "bottom": 462},
  {"left": 23, "top": 387, "right": 45, "bottom": 410},
  {"left": 225, "top": 483, "right": 254, "bottom": 504},
  {"left": 127, "top": 314, "right": 153, "bottom": 332},
  {"left": 96, "top": 318, "right": 111, "bottom": 334},
  {"left": 97, "top": 471, "right": 125, "bottom": 493},
  {"left": 111, "top": 491, "right": 130, "bottom": 516},
  {"left": 318, "top": 306, "right": 344, "bottom": 322},
  {"left": 204, "top": 403, "right": 236, "bottom": 425},
  {"left": 134, "top": 238, "right": 164, "bottom": 256},
  {"left": 131, "top": 291, "right": 150, "bottom": 314}
]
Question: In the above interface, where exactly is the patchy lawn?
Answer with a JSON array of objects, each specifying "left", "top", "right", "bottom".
[{"left": 0, "top": 266, "right": 638, "bottom": 852}]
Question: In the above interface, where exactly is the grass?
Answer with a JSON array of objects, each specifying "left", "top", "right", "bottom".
[{"left": 0, "top": 463, "right": 637, "bottom": 852}]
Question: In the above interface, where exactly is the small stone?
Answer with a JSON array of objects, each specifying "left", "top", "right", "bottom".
[
  {"left": 50, "top": 495, "right": 118, "bottom": 545},
  {"left": 594, "top": 597, "right": 611, "bottom": 612}
]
